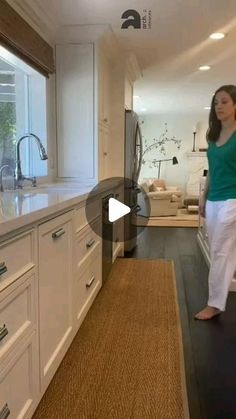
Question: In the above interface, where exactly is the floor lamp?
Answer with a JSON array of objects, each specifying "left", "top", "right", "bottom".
[{"left": 157, "top": 156, "right": 178, "bottom": 179}]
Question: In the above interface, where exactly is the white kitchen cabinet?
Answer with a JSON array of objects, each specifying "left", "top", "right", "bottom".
[
  {"left": 98, "top": 121, "right": 109, "bottom": 181},
  {"left": 73, "top": 199, "right": 102, "bottom": 331},
  {"left": 74, "top": 242, "right": 102, "bottom": 330},
  {"left": 0, "top": 271, "right": 36, "bottom": 363},
  {"left": 55, "top": 27, "right": 126, "bottom": 182},
  {"left": 38, "top": 210, "right": 74, "bottom": 392},
  {"left": 125, "top": 76, "right": 133, "bottom": 110},
  {"left": 99, "top": 48, "right": 111, "bottom": 126},
  {"left": 0, "top": 228, "right": 39, "bottom": 419},
  {"left": 56, "top": 43, "right": 95, "bottom": 180},
  {"left": 0, "top": 193, "right": 105, "bottom": 417},
  {"left": 0, "top": 331, "right": 38, "bottom": 419},
  {"left": 0, "top": 229, "right": 35, "bottom": 292}
]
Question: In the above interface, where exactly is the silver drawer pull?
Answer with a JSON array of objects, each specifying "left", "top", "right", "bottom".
[
  {"left": 52, "top": 228, "right": 65, "bottom": 239},
  {"left": 86, "top": 239, "right": 95, "bottom": 249},
  {"left": 0, "top": 325, "right": 8, "bottom": 342},
  {"left": 0, "top": 404, "right": 10, "bottom": 419},
  {"left": 86, "top": 275, "right": 95, "bottom": 288},
  {"left": 0, "top": 262, "right": 7, "bottom": 276}
]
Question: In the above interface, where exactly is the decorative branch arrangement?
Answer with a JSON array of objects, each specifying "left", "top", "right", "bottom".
[{"left": 141, "top": 123, "right": 182, "bottom": 169}]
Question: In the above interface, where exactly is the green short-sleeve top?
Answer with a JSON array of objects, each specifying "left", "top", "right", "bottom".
[{"left": 207, "top": 131, "right": 236, "bottom": 201}]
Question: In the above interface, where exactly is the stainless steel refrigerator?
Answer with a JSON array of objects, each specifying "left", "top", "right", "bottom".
[{"left": 124, "top": 110, "right": 143, "bottom": 252}]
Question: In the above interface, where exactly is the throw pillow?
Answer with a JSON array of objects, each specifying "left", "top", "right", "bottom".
[
  {"left": 149, "top": 183, "right": 157, "bottom": 192},
  {"left": 153, "top": 179, "right": 166, "bottom": 190},
  {"left": 149, "top": 183, "right": 164, "bottom": 192},
  {"left": 171, "top": 194, "right": 178, "bottom": 202}
]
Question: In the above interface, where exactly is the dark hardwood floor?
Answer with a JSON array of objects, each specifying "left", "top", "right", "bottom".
[{"left": 128, "top": 227, "right": 236, "bottom": 419}]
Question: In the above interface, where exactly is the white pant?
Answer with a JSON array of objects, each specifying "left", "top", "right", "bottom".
[{"left": 205, "top": 199, "right": 236, "bottom": 311}]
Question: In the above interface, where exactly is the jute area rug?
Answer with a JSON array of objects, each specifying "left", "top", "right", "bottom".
[
  {"left": 33, "top": 259, "right": 189, "bottom": 419},
  {"left": 136, "top": 208, "right": 198, "bottom": 228}
]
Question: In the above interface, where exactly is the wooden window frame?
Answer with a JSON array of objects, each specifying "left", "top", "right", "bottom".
[{"left": 0, "top": 0, "right": 54, "bottom": 77}]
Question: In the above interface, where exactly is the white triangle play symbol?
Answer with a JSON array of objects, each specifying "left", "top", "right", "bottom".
[{"left": 108, "top": 198, "right": 131, "bottom": 222}]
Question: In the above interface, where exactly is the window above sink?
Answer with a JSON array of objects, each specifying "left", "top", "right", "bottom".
[{"left": 0, "top": 45, "right": 47, "bottom": 178}]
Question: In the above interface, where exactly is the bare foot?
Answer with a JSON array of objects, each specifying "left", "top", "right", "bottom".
[{"left": 194, "top": 306, "right": 222, "bottom": 320}]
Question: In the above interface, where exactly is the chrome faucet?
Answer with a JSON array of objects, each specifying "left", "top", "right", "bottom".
[
  {"left": 0, "top": 165, "right": 15, "bottom": 192},
  {"left": 15, "top": 133, "right": 48, "bottom": 188}
]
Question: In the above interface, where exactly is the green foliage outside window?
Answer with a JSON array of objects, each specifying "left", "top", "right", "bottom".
[{"left": 0, "top": 102, "right": 16, "bottom": 169}]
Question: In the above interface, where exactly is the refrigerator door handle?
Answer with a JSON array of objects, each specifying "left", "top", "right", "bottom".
[{"left": 134, "top": 122, "right": 143, "bottom": 181}]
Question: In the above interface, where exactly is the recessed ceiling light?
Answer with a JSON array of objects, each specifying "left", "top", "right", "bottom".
[
  {"left": 133, "top": 95, "right": 140, "bottom": 99},
  {"left": 199, "top": 65, "right": 211, "bottom": 71},
  {"left": 141, "top": 108, "right": 147, "bottom": 112},
  {"left": 210, "top": 32, "right": 225, "bottom": 40},
  {"left": 204, "top": 106, "right": 211, "bottom": 110}
]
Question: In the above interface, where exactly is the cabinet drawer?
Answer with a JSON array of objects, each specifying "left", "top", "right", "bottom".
[
  {"left": 75, "top": 218, "right": 101, "bottom": 268},
  {"left": 74, "top": 199, "right": 101, "bottom": 232},
  {"left": 0, "top": 230, "right": 35, "bottom": 292},
  {"left": 0, "top": 272, "right": 35, "bottom": 362},
  {"left": 75, "top": 250, "right": 102, "bottom": 326},
  {"left": 0, "top": 332, "right": 38, "bottom": 419}
]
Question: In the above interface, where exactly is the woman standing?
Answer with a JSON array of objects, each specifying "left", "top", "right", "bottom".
[{"left": 195, "top": 85, "right": 236, "bottom": 320}]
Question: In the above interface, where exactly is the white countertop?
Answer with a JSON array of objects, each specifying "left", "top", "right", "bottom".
[
  {"left": 0, "top": 180, "right": 123, "bottom": 238},
  {"left": 0, "top": 184, "right": 91, "bottom": 237}
]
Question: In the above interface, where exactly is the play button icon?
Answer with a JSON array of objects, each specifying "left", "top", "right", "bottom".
[
  {"left": 84, "top": 177, "right": 150, "bottom": 242},
  {"left": 108, "top": 198, "right": 130, "bottom": 222}
]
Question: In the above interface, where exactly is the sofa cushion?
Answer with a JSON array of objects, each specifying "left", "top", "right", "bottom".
[{"left": 150, "top": 191, "right": 173, "bottom": 199}]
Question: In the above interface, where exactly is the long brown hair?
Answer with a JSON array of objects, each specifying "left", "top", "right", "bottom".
[{"left": 206, "top": 84, "right": 236, "bottom": 142}]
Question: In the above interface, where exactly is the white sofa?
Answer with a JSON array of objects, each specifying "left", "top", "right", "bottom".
[{"left": 140, "top": 179, "right": 181, "bottom": 217}]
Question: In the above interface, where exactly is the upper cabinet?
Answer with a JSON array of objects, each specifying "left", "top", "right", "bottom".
[
  {"left": 99, "top": 48, "right": 111, "bottom": 126},
  {"left": 124, "top": 53, "right": 142, "bottom": 111},
  {"left": 56, "top": 43, "right": 95, "bottom": 180},
  {"left": 55, "top": 27, "right": 126, "bottom": 183}
]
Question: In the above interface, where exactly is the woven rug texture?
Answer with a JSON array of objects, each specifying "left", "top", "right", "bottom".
[{"left": 33, "top": 258, "right": 189, "bottom": 419}]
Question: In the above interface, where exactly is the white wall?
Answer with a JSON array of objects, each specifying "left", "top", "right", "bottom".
[{"left": 138, "top": 113, "right": 208, "bottom": 192}]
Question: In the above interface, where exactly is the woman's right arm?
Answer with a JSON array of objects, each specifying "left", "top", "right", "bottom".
[{"left": 199, "top": 173, "right": 209, "bottom": 217}]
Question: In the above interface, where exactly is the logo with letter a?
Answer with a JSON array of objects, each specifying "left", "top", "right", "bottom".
[{"left": 121, "top": 9, "right": 141, "bottom": 29}]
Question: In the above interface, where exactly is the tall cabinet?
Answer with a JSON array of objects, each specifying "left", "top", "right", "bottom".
[
  {"left": 56, "top": 44, "right": 95, "bottom": 180},
  {"left": 55, "top": 26, "right": 126, "bottom": 183}
]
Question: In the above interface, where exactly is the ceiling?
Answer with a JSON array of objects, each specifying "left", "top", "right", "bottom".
[{"left": 29, "top": 0, "right": 236, "bottom": 114}]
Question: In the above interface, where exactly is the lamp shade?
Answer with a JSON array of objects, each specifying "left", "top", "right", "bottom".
[{"left": 172, "top": 157, "right": 178, "bottom": 165}]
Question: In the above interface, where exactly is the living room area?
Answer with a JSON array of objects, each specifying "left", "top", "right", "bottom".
[{"left": 136, "top": 113, "right": 209, "bottom": 228}]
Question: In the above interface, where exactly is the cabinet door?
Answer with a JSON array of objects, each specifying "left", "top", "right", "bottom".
[
  {"left": 98, "top": 121, "right": 109, "bottom": 180},
  {"left": 99, "top": 51, "right": 111, "bottom": 125},
  {"left": 38, "top": 212, "right": 73, "bottom": 392},
  {"left": 56, "top": 43, "right": 95, "bottom": 180},
  {"left": 0, "top": 332, "right": 38, "bottom": 419}
]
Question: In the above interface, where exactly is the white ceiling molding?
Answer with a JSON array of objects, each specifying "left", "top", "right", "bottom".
[
  {"left": 6, "top": 0, "right": 58, "bottom": 45},
  {"left": 56, "top": 23, "right": 110, "bottom": 44}
]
